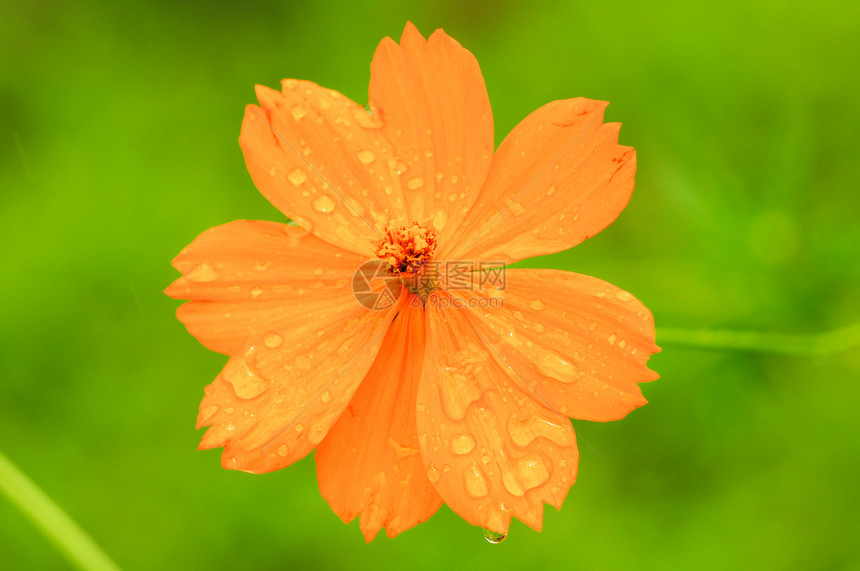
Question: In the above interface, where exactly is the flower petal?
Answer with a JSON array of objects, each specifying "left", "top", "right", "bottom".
[
  {"left": 196, "top": 294, "right": 404, "bottom": 474},
  {"left": 453, "top": 269, "right": 659, "bottom": 421},
  {"left": 240, "top": 81, "right": 407, "bottom": 256},
  {"left": 443, "top": 99, "right": 635, "bottom": 264},
  {"left": 166, "top": 220, "right": 369, "bottom": 356},
  {"left": 315, "top": 299, "right": 442, "bottom": 541},
  {"left": 417, "top": 293, "right": 579, "bottom": 534},
  {"left": 370, "top": 23, "right": 494, "bottom": 246}
]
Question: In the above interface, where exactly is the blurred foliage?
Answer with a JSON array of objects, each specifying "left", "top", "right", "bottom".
[{"left": 1, "top": 0, "right": 858, "bottom": 569}]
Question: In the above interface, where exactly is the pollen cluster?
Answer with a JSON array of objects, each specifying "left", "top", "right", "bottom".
[{"left": 375, "top": 223, "right": 437, "bottom": 275}]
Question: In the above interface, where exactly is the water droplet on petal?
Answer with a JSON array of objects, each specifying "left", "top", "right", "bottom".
[
  {"left": 312, "top": 194, "right": 337, "bottom": 213},
  {"left": 320, "top": 390, "right": 332, "bottom": 404},
  {"left": 508, "top": 415, "right": 571, "bottom": 447},
  {"left": 388, "top": 158, "right": 407, "bottom": 175},
  {"left": 615, "top": 290, "right": 633, "bottom": 302},
  {"left": 483, "top": 528, "right": 507, "bottom": 544},
  {"left": 186, "top": 260, "right": 219, "bottom": 282},
  {"left": 433, "top": 210, "right": 448, "bottom": 231},
  {"left": 509, "top": 202, "right": 526, "bottom": 216},
  {"left": 264, "top": 333, "right": 284, "bottom": 348},
  {"left": 228, "top": 357, "right": 272, "bottom": 399},
  {"left": 528, "top": 299, "right": 545, "bottom": 310},
  {"left": 608, "top": 333, "right": 617, "bottom": 346},
  {"left": 464, "top": 464, "right": 489, "bottom": 498},
  {"left": 277, "top": 444, "right": 289, "bottom": 456},
  {"left": 291, "top": 104, "right": 308, "bottom": 121},
  {"left": 356, "top": 149, "right": 375, "bottom": 164},
  {"left": 199, "top": 405, "right": 219, "bottom": 422},
  {"left": 427, "top": 464, "right": 441, "bottom": 483},
  {"left": 546, "top": 185, "right": 556, "bottom": 196},
  {"left": 406, "top": 177, "right": 424, "bottom": 190},
  {"left": 513, "top": 454, "right": 550, "bottom": 491},
  {"left": 450, "top": 433, "right": 477, "bottom": 455},
  {"left": 287, "top": 168, "right": 308, "bottom": 185}
]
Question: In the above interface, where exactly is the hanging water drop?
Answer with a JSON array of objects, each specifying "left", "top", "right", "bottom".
[{"left": 483, "top": 528, "right": 507, "bottom": 544}]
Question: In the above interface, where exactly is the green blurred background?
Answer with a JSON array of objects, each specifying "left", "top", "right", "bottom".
[{"left": 2, "top": 0, "right": 859, "bottom": 569}]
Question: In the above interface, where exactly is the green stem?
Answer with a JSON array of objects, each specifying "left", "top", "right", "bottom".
[
  {"left": 656, "top": 321, "right": 860, "bottom": 355},
  {"left": 0, "top": 449, "right": 120, "bottom": 571}
]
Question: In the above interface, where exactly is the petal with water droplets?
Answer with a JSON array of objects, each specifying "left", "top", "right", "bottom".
[
  {"left": 417, "top": 293, "right": 578, "bottom": 534},
  {"left": 196, "top": 295, "right": 403, "bottom": 473},
  {"left": 459, "top": 269, "right": 659, "bottom": 421},
  {"left": 316, "top": 301, "right": 442, "bottom": 542},
  {"left": 445, "top": 99, "right": 635, "bottom": 264},
  {"left": 241, "top": 81, "right": 407, "bottom": 257},
  {"left": 166, "top": 220, "right": 368, "bottom": 356},
  {"left": 370, "top": 23, "right": 493, "bottom": 247}
]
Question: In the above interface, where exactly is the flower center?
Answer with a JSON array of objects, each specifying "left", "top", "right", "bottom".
[{"left": 375, "top": 223, "right": 438, "bottom": 292}]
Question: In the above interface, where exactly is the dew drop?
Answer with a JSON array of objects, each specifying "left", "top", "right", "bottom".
[
  {"left": 287, "top": 168, "right": 308, "bottom": 185},
  {"left": 312, "top": 195, "right": 337, "bottom": 213},
  {"left": 186, "top": 260, "right": 219, "bottom": 283},
  {"left": 433, "top": 210, "right": 448, "bottom": 231},
  {"left": 320, "top": 390, "right": 332, "bottom": 404},
  {"left": 528, "top": 299, "right": 545, "bottom": 310},
  {"left": 406, "top": 176, "right": 424, "bottom": 190},
  {"left": 615, "top": 290, "right": 634, "bottom": 302},
  {"left": 291, "top": 104, "right": 308, "bottom": 121},
  {"left": 264, "top": 333, "right": 284, "bottom": 348},
  {"left": 388, "top": 158, "right": 407, "bottom": 175},
  {"left": 608, "top": 333, "right": 617, "bottom": 346},
  {"left": 509, "top": 201, "right": 526, "bottom": 216},
  {"left": 427, "top": 464, "right": 441, "bottom": 483},
  {"left": 356, "top": 149, "right": 375, "bottom": 164},
  {"left": 546, "top": 185, "right": 556, "bottom": 196},
  {"left": 228, "top": 359, "right": 272, "bottom": 399},
  {"left": 277, "top": 444, "right": 289, "bottom": 457},
  {"left": 199, "top": 405, "right": 219, "bottom": 422},
  {"left": 508, "top": 415, "right": 570, "bottom": 447},
  {"left": 483, "top": 529, "right": 507, "bottom": 544},
  {"left": 464, "top": 464, "right": 489, "bottom": 498},
  {"left": 450, "top": 433, "right": 477, "bottom": 455}
]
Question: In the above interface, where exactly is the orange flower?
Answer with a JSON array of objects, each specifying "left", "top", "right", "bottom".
[{"left": 166, "top": 23, "right": 658, "bottom": 542}]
